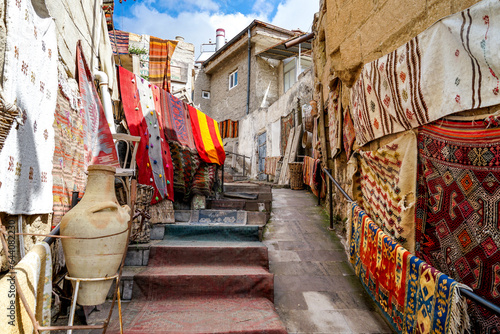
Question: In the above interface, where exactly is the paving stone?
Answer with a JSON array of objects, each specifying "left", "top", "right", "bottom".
[{"left": 267, "top": 188, "right": 394, "bottom": 333}]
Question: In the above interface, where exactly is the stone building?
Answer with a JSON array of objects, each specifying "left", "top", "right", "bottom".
[{"left": 194, "top": 20, "right": 314, "bottom": 179}]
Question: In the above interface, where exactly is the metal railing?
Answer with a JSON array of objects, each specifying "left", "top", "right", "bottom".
[
  {"left": 318, "top": 166, "right": 500, "bottom": 317},
  {"left": 225, "top": 151, "right": 250, "bottom": 177}
]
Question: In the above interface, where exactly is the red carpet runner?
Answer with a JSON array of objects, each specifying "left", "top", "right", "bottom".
[{"left": 108, "top": 226, "right": 286, "bottom": 333}]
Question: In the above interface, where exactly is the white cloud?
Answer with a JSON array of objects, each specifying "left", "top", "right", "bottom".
[
  {"left": 114, "top": 0, "right": 319, "bottom": 57},
  {"left": 271, "top": 0, "right": 318, "bottom": 32}
]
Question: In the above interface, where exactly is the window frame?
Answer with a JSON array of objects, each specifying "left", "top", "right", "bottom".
[
  {"left": 202, "top": 90, "right": 210, "bottom": 99},
  {"left": 229, "top": 70, "right": 238, "bottom": 90}
]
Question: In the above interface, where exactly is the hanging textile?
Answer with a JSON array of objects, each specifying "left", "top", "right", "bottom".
[
  {"left": 302, "top": 156, "right": 325, "bottom": 198},
  {"left": 416, "top": 117, "right": 500, "bottom": 331},
  {"left": 157, "top": 88, "right": 196, "bottom": 149},
  {"left": 0, "top": 242, "right": 52, "bottom": 333},
  {"left": 0, "top": 0, "right": 57, "bottom": 214},
  {"left": 149, "top": 37, "right": 178, "bottom": 92},
  {"left": 353, "top": 131, "right": 417, "bottom": 252},
  {"left": 349, "top": 203, "right": 470, "bottom": 334},
  {"left": 168, "top": 141, "right": 200, "bottom": 201},
  {"left": 280, "top": 112, "right": 295, "bottom": 155},
  {"left": 109, "top": 30, "right": 129, "bottom": 55},
  {"left": 327, "top": 81, "right": 342, "bottom": 158},
  {"left": 118, "top": 66, "right": 174, "bottom": 203},
  {"left": 77, "top": 42, "right": 120, "bottom": 168},
  {"left": 188, "top": 105, "right": 226, "bottom": 165},
  {"left": 191, "top": 161, "right": 217, "bottom": 197},
  {"left": 265, "top": 156, "right": 281, "bottom": 176},
  {"left": 219, "top": 119, "right": 239, "bottom": 139},
  {"left": 350, "top": 0, "right": 500, "bottom": 146},
  {"left": 52, "top": 89, "right": 86, "bottom": 226},
  {"left": 343, "top": 107, "right": 356, "bottom": 160}
]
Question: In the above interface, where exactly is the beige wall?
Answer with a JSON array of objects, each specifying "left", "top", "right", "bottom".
[{"left": 312, "top": 0, "right": 483, "bottom": 220}]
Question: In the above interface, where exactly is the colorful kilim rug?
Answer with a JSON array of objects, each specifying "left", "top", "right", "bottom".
[
  {"left": 416, "top": 117, "right": 500, "bottom": 332},
  {"left": 77, "top": 43, "right": 120, "bottom": 168},
  {"left": 349, "top": 203, "right": 470, "bottom": 334},
  {"left": 188, "top": 105, "right": 226, "bottom": 165},
  {"left": 343, "top": 107, "right": 356, "bottom": 160},
  {"left": 157, "top": 88, "right": 196, "bottom": 149},
  {"left": 192, "top": 162, "right": 216, "bottom": 197},
  {"left": 118, "top": 66, "right": 174, "bottom": 204},
  {"left": 149, "top": 36, "right": 178, "bottom": 92},
  {"left": 350, "top": 0, "right": 500, "bottom": 146},
  {"left": 52, "top": 90, "right": 86, "bottom": 226},
  {"left": 0, "top": 0, "right": 58, "bottom": 214},
  {"left": 303, "top": 157, "right": 325, "bottom": 198},
  {"left": 168, "top": 140, "right": 200, "bottom": 201},
  {"left": 327, "top": 81, "right": 342, "bottom": 158},
  {"left": 280, "top": 112, "right": 295, "bottom": 155},
  {"left": 353, "top": 131, "right": 417, "bottom": 252},
  {"left": 109, "top": 30, "right": 129, "bottom": 55}
]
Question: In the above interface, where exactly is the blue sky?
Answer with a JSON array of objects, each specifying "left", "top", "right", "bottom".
[{"left": 113, "top": 0, "right": 319, "bottom": 57}]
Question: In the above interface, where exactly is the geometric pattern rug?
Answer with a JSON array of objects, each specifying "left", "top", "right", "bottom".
[
  {"left": 416, "top": 116, "right": 500, "bottom": 332},
  {"left": 350, "top": 203, "right": 470, "bottom": 334}
]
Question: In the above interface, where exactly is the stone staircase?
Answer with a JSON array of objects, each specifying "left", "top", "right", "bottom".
[{"left": 109, "top": 186, "right": 285, "bottom": 333}]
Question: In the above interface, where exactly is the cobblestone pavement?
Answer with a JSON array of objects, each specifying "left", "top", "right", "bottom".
[{"left": 264, "top": 188, "right": 393, "bottom": 334}]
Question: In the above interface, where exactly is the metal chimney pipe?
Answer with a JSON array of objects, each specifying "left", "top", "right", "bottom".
[{"left": 216, "top": 28, "right": 225, "bottom": 51}]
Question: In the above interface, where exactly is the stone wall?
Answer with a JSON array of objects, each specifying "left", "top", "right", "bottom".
[
  {"left": 312, "top": 0, "right": 483, "bottom": 222},
  {"left": 193, "top": 67, "right": 212, "bottom": 114}
]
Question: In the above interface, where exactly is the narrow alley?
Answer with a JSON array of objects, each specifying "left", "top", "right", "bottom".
[{"left": 266, "top": 188, "right": 392, "bottom": 333}]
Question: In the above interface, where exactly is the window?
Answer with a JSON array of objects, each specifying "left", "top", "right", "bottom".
[
  {"left": 229, "top": 70, "right": 238, "bottom": 89},
  {"left": 202, "top": 90, "right": 210, "bottom": 99},
  {"left": 283, "top": 58, "right": 296, "bottom": 92}
]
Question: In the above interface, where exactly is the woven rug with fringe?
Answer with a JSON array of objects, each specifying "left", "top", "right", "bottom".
[
  {"left": 109, "top": 30, "right": 129, "bottom": 55},
  {"left": 343, "top": 107, "right": 356, "bottom": 160},
  {"left": 349, "top": 203, "right": 470, "bottom": 334},
  {"left": 416, "top": 117, "right": 500, "bottom": 331},
  {"left": 353, "top": 131, "right": 417, "bottom": 252}
]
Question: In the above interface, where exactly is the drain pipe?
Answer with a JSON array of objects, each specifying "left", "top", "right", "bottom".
[
  {"left": 94, "top": 70, "right": 116, "bottom": 134},
  {"left": 246, "top": 27, "right": 251, "bottom": 115}
]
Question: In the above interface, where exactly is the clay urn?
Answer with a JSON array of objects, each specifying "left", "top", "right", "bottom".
[{"left": 60, "top": 165, "right": 131, "bottom": 306}]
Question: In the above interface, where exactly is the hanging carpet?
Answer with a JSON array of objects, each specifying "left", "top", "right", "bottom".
[
  {"left": 168, "top": 140, "right": 201, "bottom": 201},
  {"left": 77, "top": 42, "right": 120, "bottom": 169},
  {"left": 353, "top": 131, "right": 417, "bottom": 252},
  {"left": 109, "top": 30, "right": 129, "bottom": 55},
  {"left": 188, "top": 105, "right": 226, "bottom": 165},
  {"left": 343, "top": 107, "right": 356, "bottom": 160},
  {"left": 118, "top": 66, "right": 174, "bottom": 204},
  {"left": 0, "top": 0, "right": 57, "bottom": 214},
  {"left": 349, "top": 203, "right": 470, "bottom": 334},
  {"left": 280, "top": 112, "right": 294, "bottom": 155},
  {"left": 327, "top": 81, "right": 342, "bottom": 158},
  {"left": 219, "top": 119, "right": 239, "bottom": 139},
  {"left": 350, "top": 0, "right": 500, "bottom": 146},
  {"left": 149, "top": 37, "right": 178, "bottom": 92},
  {"left": 191, "top": 161, "right": 217, "bottom": 198},
  {"left": 416, "top": 117, "right": 500, "bottom": 332}
]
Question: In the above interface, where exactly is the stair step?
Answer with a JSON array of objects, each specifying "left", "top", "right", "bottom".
[
  {"left": 148, "top": 240, "right": 269, "bottom": 268},
  {"left": 132, "top": 265, "right": 274, "bottom": 301},
  {"left": 107, "top": 296, "right": 287, "bottom": 334},
  {"left": 164, "top": 225, "right": 260, "bottom": 242}
]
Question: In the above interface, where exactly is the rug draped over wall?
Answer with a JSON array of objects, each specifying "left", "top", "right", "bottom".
[
  {"left": 0, "top": 0, "right": 58, "bottom": 214},
  {"left": 350, "top": 0, "right": 500, "bottom": 146},
  {"left": 280, "top": 112, "right": 295, "bottom": 156},
  {"left": 353, "top": 131, "right": 417, "bottom": 252},
  {"left": 349, "top": 203, "right": 470, "bottom": 334},
  {"left": 416, "top": 116, "right": 500, "bottom": 331}
]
